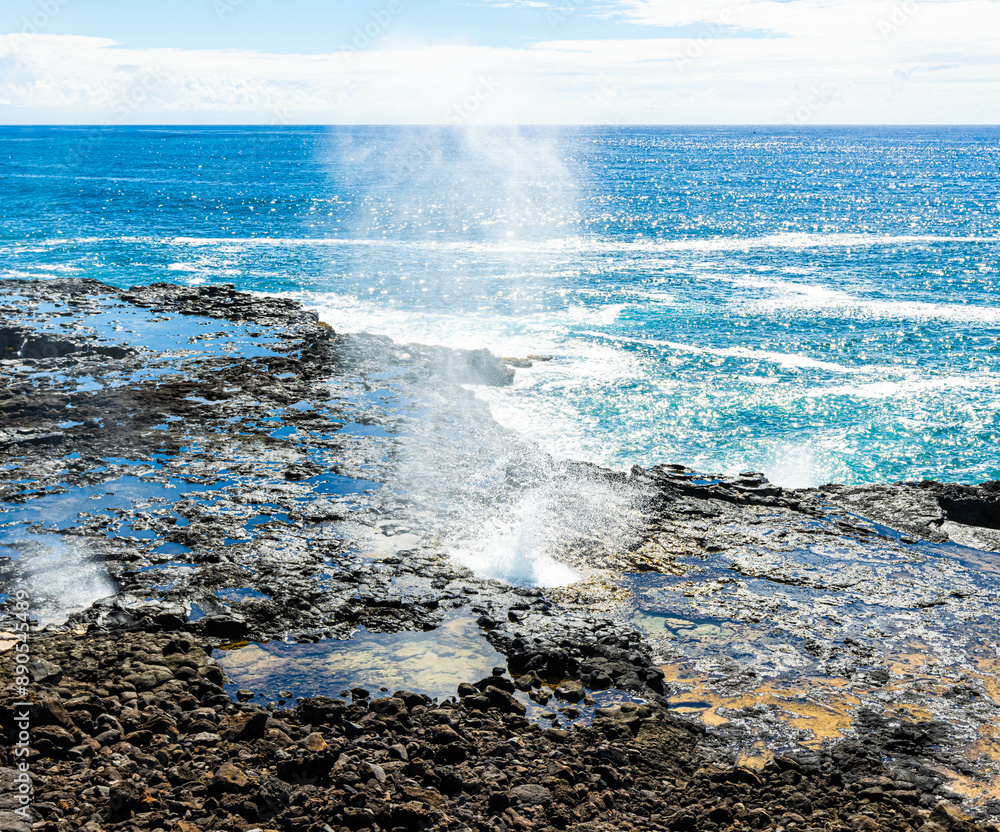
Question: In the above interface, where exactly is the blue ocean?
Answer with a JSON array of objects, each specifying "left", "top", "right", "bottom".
[{"left": 3, "top": 125, "right": 999, "bottom": 487}]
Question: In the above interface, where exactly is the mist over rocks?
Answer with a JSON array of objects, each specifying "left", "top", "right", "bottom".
[{"left": 3, "top": 279, "right": 1000, "bottom": 828}]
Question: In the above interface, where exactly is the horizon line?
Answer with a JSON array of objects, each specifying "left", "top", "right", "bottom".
[{"left": 2, "top": 122, "right": 1000, "bottom": 128}]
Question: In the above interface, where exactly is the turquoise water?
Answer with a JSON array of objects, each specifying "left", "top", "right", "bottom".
[{"left": 3, "top": 125, "right": 999, "bottom": 486}]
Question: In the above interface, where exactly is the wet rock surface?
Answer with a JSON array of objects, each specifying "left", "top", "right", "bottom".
[
  {"left": 819, "top": 481, "right": 1000, "bottom": 553},
  {"left": 626, "top": 465, "right": 1000, "bottom": 809},
  {"left": 3, "top": 278, "right": 1000, "bottom": 828}
]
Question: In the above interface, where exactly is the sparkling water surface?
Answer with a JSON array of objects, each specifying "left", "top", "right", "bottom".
[{"left": 3, "top": 125, "right": 999, "bottom": 486}]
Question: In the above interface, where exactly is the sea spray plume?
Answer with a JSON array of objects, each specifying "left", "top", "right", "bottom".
[
  {"left": 328, "top": 125, "right": 581, "bottom": 245},
  {"left": 448, "top": 462, "right": 650, "bottom": 588},
  {"left": 18, "top": 537, "right": 118, "bottom": 628},
  {"left": 704, "top": 436, "right": 850, "bottom": 489},
  {"left": 748, "top": 439, "right": 842, "bottom": 490},
  {"left": 320, "top": 125, "right": 646, "bottom": 588},
  {"left": 320, "top": 125, "right": 583, "bottom": 314},
  {"left": 4, "top": 372, "right": 151, "bottom": 628},
  {"left": 452, "top": 126, "right": 581, "bottom": 242},
  {"left": 372, "top": 378, "right": 650, "bottom": 589}
]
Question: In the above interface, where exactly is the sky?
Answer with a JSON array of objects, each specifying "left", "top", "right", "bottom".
[{"left": 0, "top": 0, "right": 998, "bottom": 124}]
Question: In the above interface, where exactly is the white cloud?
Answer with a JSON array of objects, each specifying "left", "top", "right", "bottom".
[{"left": 0, "top": 13, "right": 998, "bottom": 126}]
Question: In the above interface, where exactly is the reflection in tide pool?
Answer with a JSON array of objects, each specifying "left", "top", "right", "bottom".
[{"left": 215, "top": 617, "right": 507, "bottom": 704}]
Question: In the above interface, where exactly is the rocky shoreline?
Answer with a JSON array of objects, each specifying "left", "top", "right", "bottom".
[
  {"left": 2, "top": 278, "right": 1000, "bottom": 830},
  {"left": 1, "top": 628, "right": 987, "bottom": 832}
]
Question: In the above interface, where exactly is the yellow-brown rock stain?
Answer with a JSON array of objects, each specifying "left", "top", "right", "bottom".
[{"left": 661, "top": 645, "right": 1000, "bottom": 807}]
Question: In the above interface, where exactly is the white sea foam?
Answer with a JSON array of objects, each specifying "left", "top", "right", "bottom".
[
  {"left": 478, "top": 345, "right": 644, "bottom": 467},
  {"left": 183, "top": 232, "right": 999, "bottom": 253},
  {"left": 29, "top": 231, "right": 1000, "bottom": 254},
  {"left": 731, "top": 276, "right": 1000, "bottom": 324},
  {"left": 817, "top": 372, "right": 999, "bottom": 400},
  {"left": 1, "top": 269, "right": 49, "bottom": 279},
  {"left": 16, "top": 262, "right": 83, "bottom": 273},
  {"left": 585, "top": 232, "right": 998, "bottom": 254},
  {"left": 759, "top": 294, "right": 1000, "bottom": 324},
  {"left": 563, "top": 304, "right": 625, "bottom": 326},
  {"left": 581, "top": 330, "right": 857, "bottom": 374},
  {"left": 299, "top": 288, "right": 642, "bottom": 471},
  {"left": 298, "top": 289, "right": 633, "bottom": 361},
  {"left": 619, "top": 287, "right": 676, "bottom": 304},
  {"left": 298, "top": 290, "right": 552, "bottom": 354}
]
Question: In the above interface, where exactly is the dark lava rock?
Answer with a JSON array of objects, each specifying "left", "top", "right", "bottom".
[
  {"left": 0, "top": 623, "right": 995, "bottom": 832},
  {"left": 510, "top": 783, "right": 552, "bottom": 806}
]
